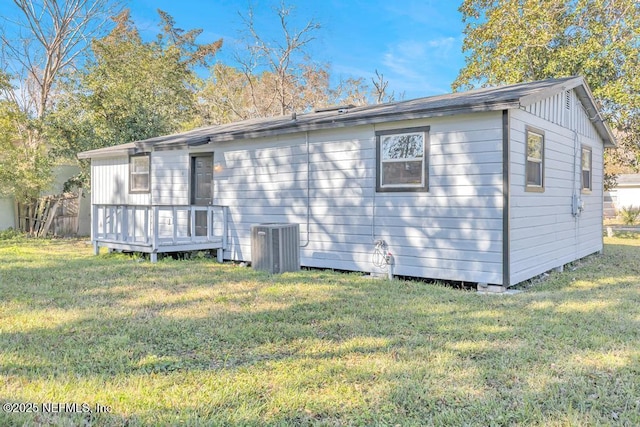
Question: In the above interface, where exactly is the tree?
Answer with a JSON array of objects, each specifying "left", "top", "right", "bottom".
[
  {"left": 0, "top": 0, "right": 118, "bottom": 203},
  {"left": 0, "top": 71, "right": 51, "bottom": 202},
  {"left": 371, "top": 69, "right": 402, "bottom": 104},
  {"left": 454, "top": 0, "right": 640, "bottom": 186},
  {"left": 199, "top": 1, "right": 375, "bottom": 125},
  {"left": 48, "top": 9, "right": 222, "bottom": 182},
  {"left": 1, "top": 0, "right": 120, "bottom": 118},
  {"left": 239, "top": 1, "right": 321, "bottom": 116}
]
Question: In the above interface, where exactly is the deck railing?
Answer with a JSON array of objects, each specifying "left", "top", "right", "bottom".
[{"left": 91, "top": 204, "right": 228, "bottom": 261}]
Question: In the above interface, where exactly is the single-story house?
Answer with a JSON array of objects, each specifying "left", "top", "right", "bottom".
[
  {"left": 78, "top": 76, "right": 615, "bottom": 290},
  {"left": 607, "top": 174, "right": 640, "bottom": 213}
]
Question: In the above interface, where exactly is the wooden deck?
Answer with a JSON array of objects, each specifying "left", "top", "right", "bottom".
[{"left": 91, "top": 204, "right": 228, "bottom": 262}]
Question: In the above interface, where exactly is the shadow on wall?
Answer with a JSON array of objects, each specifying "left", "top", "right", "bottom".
[{"left": 214, "top": 126, "right": 502, "bottom": 282}]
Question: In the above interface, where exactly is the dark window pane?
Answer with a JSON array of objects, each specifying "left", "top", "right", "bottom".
[
  {"left": 194, "top": 210, "right": 208, "bottom": 236},
  {"left": 382, "top": 161, "right": 423, "bottom": 185},
  {"left": 582, "top": 171, "right": 591, "bottom": 190},
  {"left": 526, "top": 161, "right": 542, "bottom": 186}
]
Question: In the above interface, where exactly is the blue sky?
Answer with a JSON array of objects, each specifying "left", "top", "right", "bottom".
[{"left": 126, "top": 0, "right": 467, "bottom": 99}]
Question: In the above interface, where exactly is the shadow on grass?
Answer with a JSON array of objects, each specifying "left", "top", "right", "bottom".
[{"left": 1, "top": 239, "right": 639, "bottom": 425}]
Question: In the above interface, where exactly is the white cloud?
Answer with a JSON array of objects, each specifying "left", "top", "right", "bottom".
[{"left": 379, "top": 37, "right": 463, "bottom": 97}]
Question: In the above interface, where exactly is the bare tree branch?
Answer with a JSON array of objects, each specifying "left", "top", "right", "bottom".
[{"left": 1, "top": 0, "right": 122, "bottom": 118}]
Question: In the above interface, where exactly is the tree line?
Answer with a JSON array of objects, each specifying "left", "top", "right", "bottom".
[
  {"left": 1, "top": 0, "right": 638, "bottom": 205},
  {"left": 0, "top": 0, "right": 394, "bottom": 203}
]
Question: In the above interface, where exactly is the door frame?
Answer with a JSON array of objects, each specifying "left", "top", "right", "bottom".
[{"left": 190, "top": 153, "right": 214, "bottom": 206}]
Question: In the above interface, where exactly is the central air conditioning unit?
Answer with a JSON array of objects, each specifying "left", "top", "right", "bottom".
[{"left": 251, "top": 223, "right": 300, "bottom": 273}]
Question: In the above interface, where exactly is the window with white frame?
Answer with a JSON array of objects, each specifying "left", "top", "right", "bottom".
[
  {"left": 376, "top": 126, "right": 429, "bottom": 192},
  {"left": 525, "top": 128, "right": 544, "bottom": 191},
  {"left": 129, "top": 154, "right": 150, "bottom": 193},
  {"left": 581, "top": 145, "right": 592, "bottom": 192}
]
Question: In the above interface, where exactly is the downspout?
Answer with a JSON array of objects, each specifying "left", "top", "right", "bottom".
[
  {"left": 502, "top": 110, "right": 511, "bottom": 288},
  {"left": 572, "top": 130, "right": 581, "bottom": 261},
  {"left": 300, "top": 131, "right": 311, "bottom": 247},
  {"left": 372, "top": 131, "right": 378, "bottom": 242}
]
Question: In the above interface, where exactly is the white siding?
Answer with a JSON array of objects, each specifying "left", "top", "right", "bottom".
[
  {"left": 0, "top": 197, "right": 15, "bottom": 230},
  {"left": 510, "top": 90, "right": 604, "bottom": 285},
  {"left": 523, "top": 89, "right": 599, "bottom": 141},
  {"left": 212, "top": 112, "right": 505, "bottom": 284},
  {"left": 91, "top": 157, "right": 150, "bottom": 206},
  {"left": 611, "top": 186, "right": 640, "bottom": 210},
  {"left": 92, "top": 151, "right": 189, "bottom": 207}
]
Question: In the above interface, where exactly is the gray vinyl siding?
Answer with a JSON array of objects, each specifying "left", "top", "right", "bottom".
[
  {"left": 211, "top": 112, "right": 505, "bottom": 284},
  {"left": 152, "top": 151, "right": 190, "bottom": 206},
  {"left": 510, "top": 90, "right": 604, "bottom": 284}
]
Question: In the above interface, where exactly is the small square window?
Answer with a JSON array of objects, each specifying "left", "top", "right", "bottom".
[
  {"left": 376, "top": 127, "right": 429, "bottom": 192},
  {"left": 525, "top": 128, "right": 544, "bottom": 191},
  {"left": 129, "top": 154, "right": 150, "bottom": 193},
  {"left": 581, "top": 146, "right": 592, "bottom": 192}
]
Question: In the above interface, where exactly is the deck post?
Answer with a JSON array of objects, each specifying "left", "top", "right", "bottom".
[
  {"left": 91, "top": 204, "right": 98, "bottom": 252},
  {"left": 150, "top": 252, "right": 158, "bottom": 263},
  {"left": 207, "top": 206, "right": 213, "bottom": 241},
  {"left": 143, "top": 207, "right": 149, "bottom": 244},
  {"left": 131, "top": 206, "right": 137, "bottom": 242},
  {"left": 103, "top": 206, "right": 108, "bottom": 238},
  {"left": 152, "top": 206, "right": 159, "bottom": 253},
  {"left": 222, "top": 206, "right": 228, "bottom": 250},
  {"left": 122, "top": 206, "right": 129, "bottom": 243},
  {"left": 190, "top": 207, "right": 196, "bottom": 239}
]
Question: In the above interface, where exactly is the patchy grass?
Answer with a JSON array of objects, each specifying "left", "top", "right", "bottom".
[{"left": 0, "top": 238, "right": 639, "bottom": 426}]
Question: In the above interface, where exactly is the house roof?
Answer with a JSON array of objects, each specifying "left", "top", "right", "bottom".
[{"left": 78, "top": 76, "right": 616, "bottom": 159}]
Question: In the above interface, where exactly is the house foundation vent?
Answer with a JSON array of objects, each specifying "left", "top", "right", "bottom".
[{"left": 251, "top": 223, "right": 300, "bottom": 273}]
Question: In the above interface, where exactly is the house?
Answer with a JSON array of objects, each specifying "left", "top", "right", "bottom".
[
  {"left": 78, "top": 76, "right": 615, "bottom": 290},
  {"left": 0, "top": 197, "right": 15, "bottom": 230},
  {"left": 607, "top": 174, "right": 640, "bottom": 214}
]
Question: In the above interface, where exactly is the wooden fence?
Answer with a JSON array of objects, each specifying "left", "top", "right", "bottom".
[{"left": 16, "top": 190, "right": 82, "bottom": 237}]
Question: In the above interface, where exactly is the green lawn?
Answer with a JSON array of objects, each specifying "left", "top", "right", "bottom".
[{"left": 0, "top": 237, "right": 639, "bottom": 426}]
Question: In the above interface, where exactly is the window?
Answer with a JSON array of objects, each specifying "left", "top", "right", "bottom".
[
  {"left": 525, "top": 128, "right": 544, "bottom": 191},
  {"left": 376, "top": 126, "right": 429, "bottom": 192},
  {"left": 581, "top": 146, "right": 592, "bottom": 192},
  {"left": 129, "top": 154, "right": 150, "bottom": 193}
]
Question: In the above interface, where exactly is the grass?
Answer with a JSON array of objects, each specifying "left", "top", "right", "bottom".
[{"left": 0, "top": 236, "right": 639, "bottom": 426}]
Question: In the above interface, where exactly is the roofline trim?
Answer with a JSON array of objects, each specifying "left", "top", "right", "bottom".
[
  {"left": 77, "top": 147, "right": 137, "bottom": 159},
  {"left": 518, "top": 76, "right": 583, "bottom": 107},
  {"left": 519, "top": 76, "right": 616, "bottom": 147},
  {"left": 198, "top": 101, "right": 519, "bottom": 144},
  {"left": 572, "top": 81, "right": 617, "bottom": 147}
]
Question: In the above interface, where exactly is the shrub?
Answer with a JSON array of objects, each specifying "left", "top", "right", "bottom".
[
  {"left": 0, "top": 227, "right": 23, "bottom": 240},
  {"left": 619, "top": 205, "right": 640, "bottom": 225}
]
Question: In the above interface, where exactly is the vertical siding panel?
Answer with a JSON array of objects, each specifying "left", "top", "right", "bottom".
[{"left": 91, "top": 156, "right": 150, "bottom": 206}]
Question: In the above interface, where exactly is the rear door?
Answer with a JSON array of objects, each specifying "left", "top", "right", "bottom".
[{"left": 191, "top": 154, "right": 213, "bottom": 236}]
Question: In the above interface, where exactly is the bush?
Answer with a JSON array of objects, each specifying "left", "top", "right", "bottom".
[
  {"left": 619, "top": 206, "right": 640, "bottom": 225},
  {"left": 0, "top": 227, "right": 23, "bottom": 240}
]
